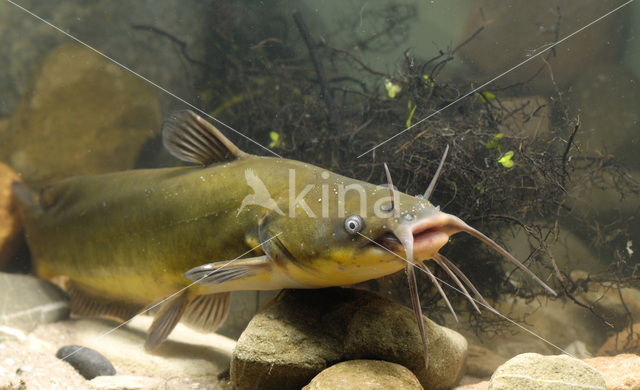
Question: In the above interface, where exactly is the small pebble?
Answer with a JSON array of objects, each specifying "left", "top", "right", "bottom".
[{"left": 56, "top": 344, "right": 116, "bottom": 379}]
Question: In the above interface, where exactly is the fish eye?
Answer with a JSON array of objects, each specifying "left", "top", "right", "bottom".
[{"left": 344, "top": 215, "right": 364, "bottom": 235}]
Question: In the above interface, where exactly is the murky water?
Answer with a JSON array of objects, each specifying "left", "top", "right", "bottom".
[{"left": 0, "top": 1, "right": 638, "bottom": 388}]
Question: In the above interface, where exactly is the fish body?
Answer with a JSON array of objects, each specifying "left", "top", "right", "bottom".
[
  {"left": 23, "top": 156, "right": 416, "bottom": 300},
  {"left": 14, "top": 110, "right": 554, "bottom": 365}
]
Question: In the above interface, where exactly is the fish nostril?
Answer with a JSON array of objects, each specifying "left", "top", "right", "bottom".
[{"left": 380, "top": 203, "right": 393, "bottom": 212}]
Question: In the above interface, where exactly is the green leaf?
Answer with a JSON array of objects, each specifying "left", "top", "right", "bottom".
[
  {"left": 476, "top": 90, "right": 496, "bottom": 103},
  {"left": 269, "top": 131, "right": 282, "bottom": 148},
  {"left": 498, "top": 150, "right": 515, "bottom": 168},
  {"left": 385, "top": 79, "right": 402, "bottom": 99},
  {"left": 406, "top": 105, "right": 417, "bottom": 127},
  {"left": 486, "top": 133, "right": 504, "bottom": 150},
  {"left": 423, "top": 75, "right": 434, "bottom": 88}
]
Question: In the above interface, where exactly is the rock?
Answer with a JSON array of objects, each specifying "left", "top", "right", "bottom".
[
  {"left": 0, "top": 272, "right": 69, "bottom": 331},
  {"left": 217, "top": 290, "right": 278, "bottom": 339},
  {"left": 502, "top": 226, "right": 603, "bottom": 277},
  {"left": 497, "top": 96, "right": 551, "bottom": 140},
  {"left": 56, "top": 344, "right": 116, "bottom": 380},
  {"left": 0, "top": 325, "right": 27, "bottom": 343},
  {"left": 597, "top": 323, "right": 640, "bottom": 356},
  {"left": 455, "top": 381, "right": 489, "bottom": 390},
  {"left": 32, "top": 316, "right": 233, "bottom": 381},
  {"left": 28, "top": 315, "right": 233, "bottom": 390},
  {"left": 489, "top": 353, "right": 606, "bottom": 390},
  {"left": 231, "top": 288, "right": 467, "bottom": 390},
  {"left": 500, "top": 295, "right": 608, "bottom": 354},
  {"left": 1, "top": 43, "right": 162, "bottom": 187},
  {"left": 465, "top": 344, "right": 506, "bottom": 378},
  {"left": 0, "top": 162, "right": 23, "bottom": 270},
  {"left": 569, "top": 275, "right": 640, "bottom": 331},
  {"left": 0, "top": 1, "right": 212, "bottom": 118},
  {"left": 458, "top": 0, "right": 625, "bottom": 95},
  {"left": 455, "top": 295, "right": 609, "bottom": 361},
  {"left": 0, "top": 338, "right": 87, "bottom": 389},
  {"left": 302, "top": 360, "right": 423, "bottom": 390},
  {"left": 89, "top": 375, "right": 165, "bottom": 390},
  {"left": 343, "top": 294, "right": 467, "bottom": 388},
  {"left": 562, "top": 66, "right": 640, "bottom": 245},
  {"left": 570, "top": 66, "right": 640, "bottom": 171},
  {"left": 0, "top": 316, "right": 235, "bottom": 390},
  {"left": 584, "top": 354, "right": 640, "bottom": 390},
  {"left": 0, "top": 314, "right": 233, "bottom": 390}
]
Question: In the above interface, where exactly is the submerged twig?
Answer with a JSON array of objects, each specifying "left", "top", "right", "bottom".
[
  {"left": 292, "top": 10, "right": 339, "bottom": 132},
  {"left": 131, "top": 24, "right": 207, "bottom": 68},
  {"left": 562, "top": 116, "right": 580, "bottom": 187}
]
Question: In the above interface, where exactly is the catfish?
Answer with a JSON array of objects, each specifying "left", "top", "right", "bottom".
[{"left": 13, "top": 110, "right": 555, "bottom": 367}]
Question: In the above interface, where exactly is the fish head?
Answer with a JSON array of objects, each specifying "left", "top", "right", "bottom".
[
  {"left": 257, "top": 168, "right": 458, "bottom": 286},
  {"left": 255, "top": 162, "right": 554, "bottom": 372}
]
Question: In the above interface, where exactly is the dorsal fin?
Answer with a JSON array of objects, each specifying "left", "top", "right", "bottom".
[{"left": 162, "top": 110, "right": 245, "bottom": 165}]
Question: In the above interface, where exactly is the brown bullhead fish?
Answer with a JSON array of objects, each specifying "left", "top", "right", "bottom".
[{"left": 13, "top": 110, "right": 555, "bottom": 368}]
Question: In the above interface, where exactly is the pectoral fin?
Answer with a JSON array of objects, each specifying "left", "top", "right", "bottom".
[
  {"left": 145, "top": 290, "right": 190, "bottom": 350},
  {"left": 184, "top": 255, "right": 270, "bottom": 287},
  {"left": 144, "top": 291, "right": 232, "bottom": 349},
  {"left": 182, "top": 292, "right": 230, "bottom": 332}
]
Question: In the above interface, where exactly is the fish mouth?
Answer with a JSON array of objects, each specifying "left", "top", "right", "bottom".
[
  {"left": 411, "top": 226, "right": 451, "bottom": 258},
  {"left": 372, "top": 217, "right": 455, "bottom": 259}
]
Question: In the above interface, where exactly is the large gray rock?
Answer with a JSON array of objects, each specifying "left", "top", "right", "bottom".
[
  {"left": 571, "top": 66, "right": 640, "bottom": 171},
  {"left": 0, "top": 272, "right": 69, "bottom": 331},
  {"left": 465, "top": 344, "right": 506, "bottom": 378},
  {"left": 489, "top": 353, "right": 606, "bottom": 390},
  {"left": 0, "top": 1, "right": 211, "bottom": 118},
  {"left": 217, "top": 290, "right": 278, "bottom": 340},
  {"left": 571, "top": 271, "right": 640, "bottom": 331},
  {"left": 302, "top": 360, "right": 423, "bottom": 390},
  {"left": 458, "top": 0, "right": 625, "bottom": 95},
  {"left": 1, "top": 43, "right": 162, "bottom": 187},
  {"left": 231, "top": 288, "right": 467, "bottom": 390}
]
